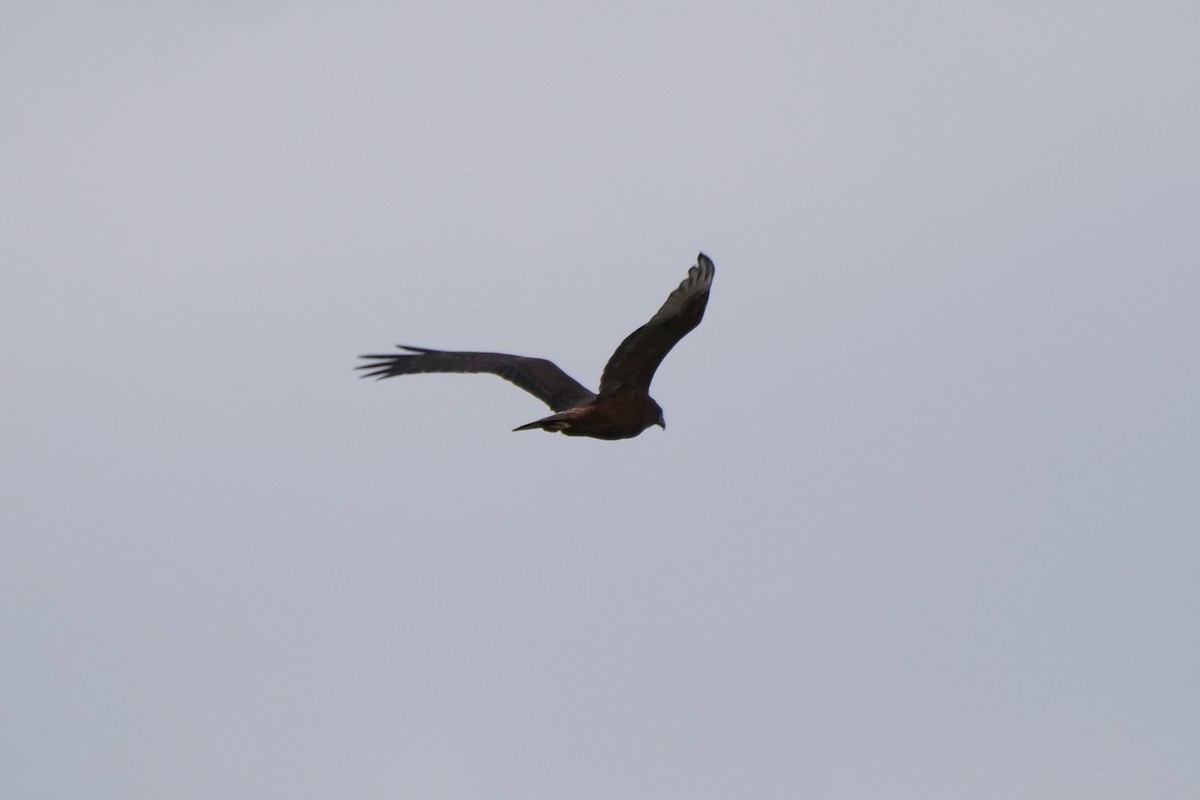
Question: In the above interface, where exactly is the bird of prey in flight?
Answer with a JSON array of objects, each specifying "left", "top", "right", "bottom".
[{"left": 357, "top": 253, "right": 715, "bottom": 440}]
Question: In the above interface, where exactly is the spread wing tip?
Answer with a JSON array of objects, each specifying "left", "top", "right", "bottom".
[
  {"left": 355, "top": 345, "right": 439, "bottom": 379},
  {"left": 355, "top": 356, "right": 399, "bottom": 379},
  {"left": 685, "top": 253, "right": 715, "bottom": 290}
]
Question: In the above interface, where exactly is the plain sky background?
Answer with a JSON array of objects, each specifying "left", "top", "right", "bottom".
[{"left": 3, "top": 2, "right": 1198, "bottom": 798}]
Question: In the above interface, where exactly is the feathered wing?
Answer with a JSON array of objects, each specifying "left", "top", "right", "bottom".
[
  {"left": 598, "top": 253, "right": 715, "bottom": 395},
  {"left": 356, "top": 346, "right": 596, "bottom": 411}
]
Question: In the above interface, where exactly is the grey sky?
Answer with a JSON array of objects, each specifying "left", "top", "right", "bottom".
[{"left": 3, "top": 2, "right": 1198, "bottom": 798}]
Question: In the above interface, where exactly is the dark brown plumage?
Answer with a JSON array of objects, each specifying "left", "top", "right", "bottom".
[{"left": 357, "top": 253, "right": 715, "bottom": 439}]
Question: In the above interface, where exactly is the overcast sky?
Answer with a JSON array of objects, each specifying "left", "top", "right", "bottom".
[{"left": 3, "top": 2, "right": 1198, "bottom": 798}]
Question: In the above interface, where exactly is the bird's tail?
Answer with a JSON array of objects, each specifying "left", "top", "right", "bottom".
[{"left": 512, "top": 411, "right": 572, "bottom": 433}]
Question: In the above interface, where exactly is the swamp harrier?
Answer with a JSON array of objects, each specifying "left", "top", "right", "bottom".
[{"left": 357, "top": 253, "right": 715, "bottom": 439}]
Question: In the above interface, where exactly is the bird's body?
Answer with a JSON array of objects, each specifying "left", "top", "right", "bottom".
[
  {"left": 511, "top": 386, "right": 665, "bottom": 440},
  {"left": 358, "top": 253, "right": 714, "bottom": 439}
]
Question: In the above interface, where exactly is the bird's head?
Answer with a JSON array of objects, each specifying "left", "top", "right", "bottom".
[{"left": 650, "top": 399, "right": 665, "bottom": 431}]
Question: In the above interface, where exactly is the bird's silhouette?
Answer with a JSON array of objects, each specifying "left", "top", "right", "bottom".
[{"left": 358, "top": 253, "right": 715, "bottom": 439}]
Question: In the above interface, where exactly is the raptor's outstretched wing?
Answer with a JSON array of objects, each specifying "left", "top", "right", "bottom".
[
  {"left": 356, "top": 346, "right": 596, "bottom": 411},
  {"left": 598, "top": 253, "right": 715, "bottom": 395}
]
